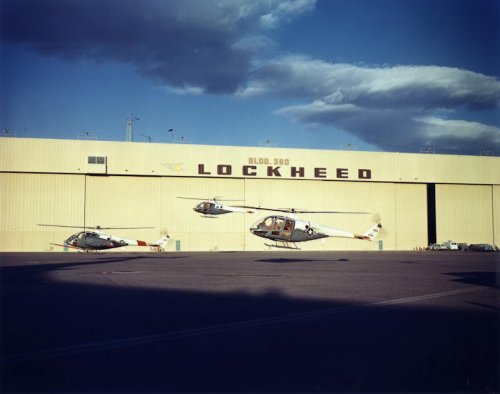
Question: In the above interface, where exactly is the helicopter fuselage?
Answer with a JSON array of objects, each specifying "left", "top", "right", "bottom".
[
  {"left": 250, "top": 215, "right": 369, "bottom": 243},
  {"left": 194, "top": 202, "right": 232, "bottom": 216},
  {"left": 65, "top": 231, "right": 146, "bottom": 250},
  {"left": 250, "top": 215, "right": 324, "bottom": 242}
]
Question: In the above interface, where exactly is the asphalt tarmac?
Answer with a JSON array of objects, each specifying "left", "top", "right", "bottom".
[{"left": 1, "top": 251, "right": 498, "bottom": 393}]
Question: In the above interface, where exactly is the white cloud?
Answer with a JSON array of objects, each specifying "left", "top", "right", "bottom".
[
  {"left": 276, "top": 101, "right": 361, "bottom": 122},
  {"left": 165, "top": 85, "right": 205, "bottom": 96},
  {"left": 241, "top": 56, "right": 500, "bottom": 154},
  {"left": 418, "top": 117, "right": 500, "bottom": 143},
  {"left": 243, "top": 57, "right": 500, "bottom": 109},
  {"left": 260, "top": 0, "right": 316, "bottom": 28}
]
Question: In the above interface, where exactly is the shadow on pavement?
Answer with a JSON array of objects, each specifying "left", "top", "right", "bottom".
[{"left": 1, "top": 254, "right": 498, "bottom": 393}]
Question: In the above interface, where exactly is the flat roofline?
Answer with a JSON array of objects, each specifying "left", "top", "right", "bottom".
[{"left": 2, "top": 136, "right": 497, "bottom": 160}]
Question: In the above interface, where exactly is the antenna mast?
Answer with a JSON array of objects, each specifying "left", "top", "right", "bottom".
[{"left": 126, "top": 114, "right": 140, "bottom": 142}]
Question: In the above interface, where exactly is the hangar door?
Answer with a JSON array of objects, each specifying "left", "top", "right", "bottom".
[
  {"left": 84, "top": 175, "right": 247, "bottom": 251},
  {"left": 436, "top": 184, "right": 494, "bottom": 244},
  {"left": 0, "top": 173, "right": 85, "bottom": 251}
]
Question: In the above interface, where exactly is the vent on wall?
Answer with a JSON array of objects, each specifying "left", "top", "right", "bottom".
[
  {"left": 87, "top": 156, "right": 107, "bottom": 174},
  {"left": 88, "top": 156, "right": 107, "bottom": 164}
]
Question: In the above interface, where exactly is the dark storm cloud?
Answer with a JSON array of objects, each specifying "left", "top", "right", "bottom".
[
  {"left": 1, "top": 0, "right": 315, "bottom": 94},
  {"left": 2, "top": 0, "right": 498, "bottom": 155}
]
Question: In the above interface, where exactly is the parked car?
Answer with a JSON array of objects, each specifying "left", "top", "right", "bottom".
[
  {"left": 469, "top": 244, "right": 496, "bottom": 252},
  {"left": 428, "top": 243, "right": 447, "bottom": 251}
]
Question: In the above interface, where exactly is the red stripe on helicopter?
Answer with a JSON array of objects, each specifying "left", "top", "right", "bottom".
[{"left": 137, "top": 240, "right": 147, "bottom": 246}]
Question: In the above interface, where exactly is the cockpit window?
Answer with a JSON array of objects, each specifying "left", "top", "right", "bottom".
[
  {"left": 78, "top": 232, "right": 96, "bottom": 239},
  {"left": 273, "top": 218, "right": 284, "bottom": 231},
  {"left": 198, "top": 202, "right": 213, "bottom": 211},
  {"left": 271, "top": 218, "right": 285, "bottom": 235},
  {"left": 259, "top": 217, "right": 274, "bottom": 229}
]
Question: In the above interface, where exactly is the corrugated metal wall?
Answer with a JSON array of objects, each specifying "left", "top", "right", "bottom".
[
  {"left": 243, "top": 179, "right": 398, "bottom": 250},
  {"left": 1, "top": 173, "right": 436, "bottom": 251},
  {"left": 395, "top": 183, "right": 428, "bottom": 250},
  {"left": 2, "top": 138, "right": 500, "bottom": 185},
  {"left": 436, "top": 184, "right": 494, "bottom": 245},
  {"left": 1, "top": 137, "right": 498, "bottom": 252},
  {"left": 86, "top": 175, "right": 247, "bottom": 251},
  {"left": 0, "top": 173, "right": 85, "bottom": 251}
]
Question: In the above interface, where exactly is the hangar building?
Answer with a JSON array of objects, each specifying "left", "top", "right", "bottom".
[{"left": 1, "top": 137, "right": 499, "bottom": 252}]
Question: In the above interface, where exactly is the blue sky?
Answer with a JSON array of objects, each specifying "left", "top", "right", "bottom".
[{"left": 1, "top": 0, "right": 499, "bottom": 155}]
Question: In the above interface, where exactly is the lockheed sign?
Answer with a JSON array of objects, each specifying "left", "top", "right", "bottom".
[{"left": 198, "top": 164, "right": 372, "bottom": 180}]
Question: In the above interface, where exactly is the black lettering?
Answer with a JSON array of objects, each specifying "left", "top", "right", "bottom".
[
  {"left": 267, "top": 166, "right": 281, "bottom": 177},
  {"left": 217, "top": 164, "right": 232, "bottom": 176},
  {"left": 358, "top": 169, "right": 372, "bottom": 179},
  {"left": 243, "top": 165, "right": 257, "bottom": 176},
  {"left": 291, "top": 167, "right": 305, "bottom": 178},
  {"left": 315, "top": 168, "right": 327, "bottom": 178},
  {"left": 198, "top": 164, "right": 210, "bottom": 175},
  {"left": 336, "top": 168, "right": 348, "bottom": 179}
]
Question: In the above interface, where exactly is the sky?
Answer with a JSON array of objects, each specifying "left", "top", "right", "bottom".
[{"left": 1, "top": 0, "right": 499, "bottom": 155}]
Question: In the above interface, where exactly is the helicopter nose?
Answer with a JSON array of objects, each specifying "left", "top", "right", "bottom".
[
  {"left": 250, "top": 219, "right": 267, "bottom": 237},
  {"left": 250, "top": 226, "right": 267, "bottom": 239}
]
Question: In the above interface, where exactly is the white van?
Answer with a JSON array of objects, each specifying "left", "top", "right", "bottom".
[{"left": 444, "top": 241, "right": 459, "bottom": 250}]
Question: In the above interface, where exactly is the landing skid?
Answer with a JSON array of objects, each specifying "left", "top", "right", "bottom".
[{"left": 265, "top": 242, "right": 301, "bottom": 250}]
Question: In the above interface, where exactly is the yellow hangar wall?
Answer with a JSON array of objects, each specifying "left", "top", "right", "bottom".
[
  {"left": 0, "top": 173, "right": 426, "bottom": 251},
  {"left": 0, "top": 137, "right": 499, "bottom": 252},
  {"left": 435, "top": 184, "right": 497, "bottom": 245}
]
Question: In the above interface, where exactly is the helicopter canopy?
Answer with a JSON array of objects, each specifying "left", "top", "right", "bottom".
[
  {"left": 196, "top": 202, "right": 214, "bottom": 211},
  {"left": 250, "top": 215, "right": 295, "bottom": 239}
]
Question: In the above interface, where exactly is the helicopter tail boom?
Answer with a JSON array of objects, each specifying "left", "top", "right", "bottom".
[
  {"left": 355, "top": 223, "right": 383, "bottom": 241},
  {"left": 149, "top": 235, "right": 170, "bottom": 249}
]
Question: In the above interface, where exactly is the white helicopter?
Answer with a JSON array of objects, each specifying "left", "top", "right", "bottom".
[
  {"left": 245, "top": 207, "right": 382, "bottom": 249},
  {"left": 38, "top": 224, "right": 170, "bottom": 252},
  {"left": 177, "top": 197, "right": 255, "bottom": 217}
]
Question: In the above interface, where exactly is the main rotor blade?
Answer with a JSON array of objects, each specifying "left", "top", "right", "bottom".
[
  {"left": 177, "top": 196, "right": 206, "bottom": 201},
  {"left": 98, "top": 226, "right": 155, "bottom": 230},
  {"left": 293, "top": 210, "right": 370, "bottom": 214},
  {"left": 235, "top": 206, "right": 370, "bottom": 214},
  {"left": 177, "top": 196, "right": 244, "bottom": 202},
  {"left": 38, "top": 224, "right": 154, "bottom": 230},
  {"left": 38, "top": 224, "right": 85, "bottom": 229}
]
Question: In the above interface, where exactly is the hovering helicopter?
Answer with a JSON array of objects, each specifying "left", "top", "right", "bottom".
[
  {"left": 245, "top": 207, "right": 382, "bottom": 249},
  {"left": 177, "top": 197, "right": 255, "bottom": 217},
  {"left": 38, "top": 224, "right": 170, "bottom": 252}
]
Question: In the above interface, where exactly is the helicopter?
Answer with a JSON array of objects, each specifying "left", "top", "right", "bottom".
[
  {"left": 177, "top": 197, "right": 255, "bottom": 217},
  {"left": 245, "top": 207, "right": 382, "bottom": 249},
  {"left": 38, "top": 224, "right": 170, "bottom": 252}
]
